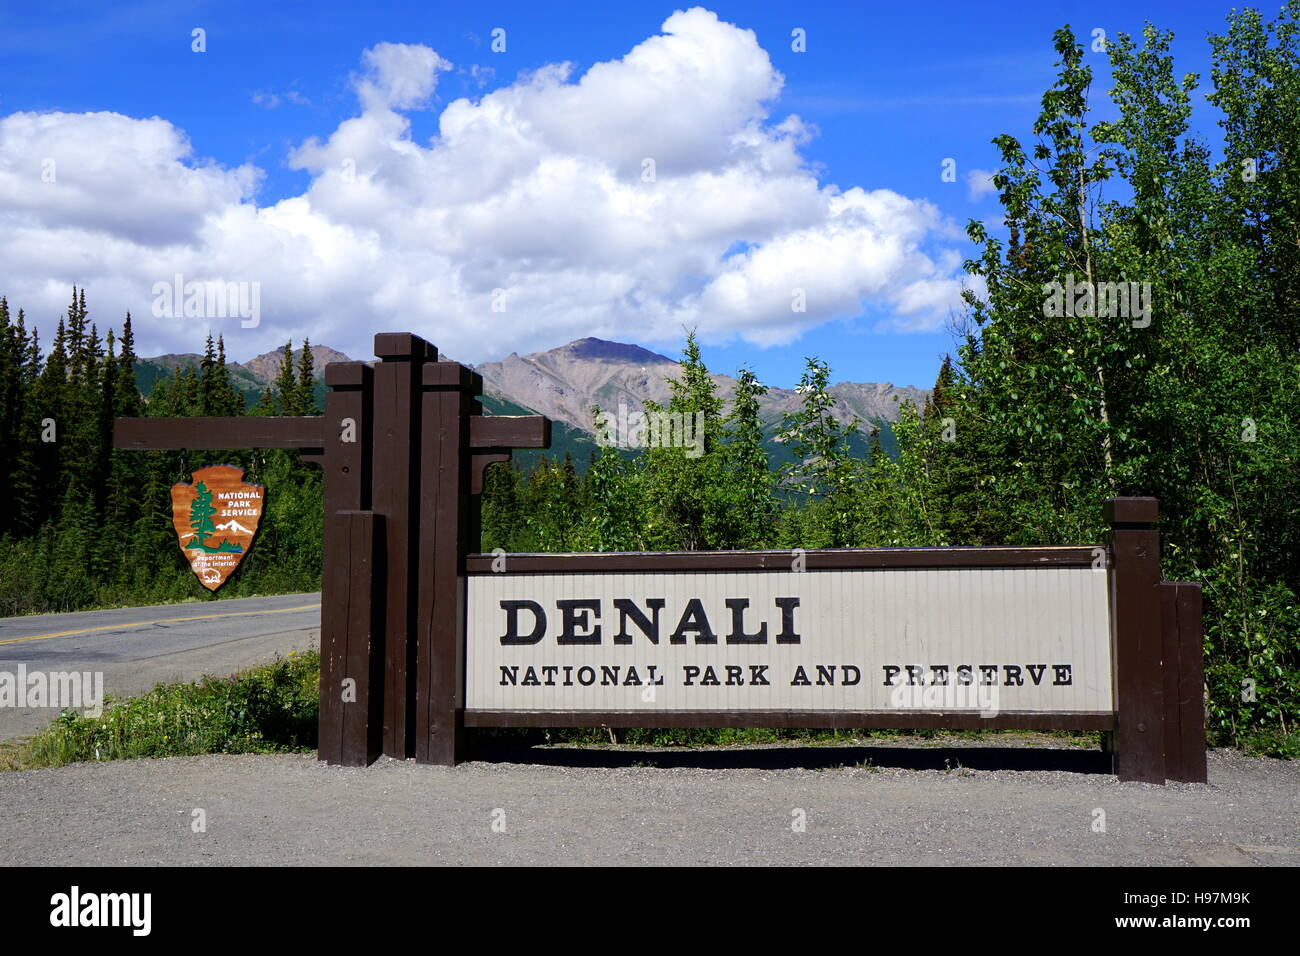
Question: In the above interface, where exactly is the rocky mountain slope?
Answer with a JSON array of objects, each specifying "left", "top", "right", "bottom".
[{"left": 473, "top": 337, "right": 929, "bottom": 434}]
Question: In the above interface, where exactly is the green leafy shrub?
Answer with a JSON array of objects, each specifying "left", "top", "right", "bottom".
[{"left": 21, "top": 650, "right": 319, "bottom": 768}]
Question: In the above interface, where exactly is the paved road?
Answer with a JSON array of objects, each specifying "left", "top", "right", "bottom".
[
  {"left": 0, "top": 594, "right": 320, "bottom": 740},
  {"left": 0, "top": 744, "right": 1296, "bottom": 866}
]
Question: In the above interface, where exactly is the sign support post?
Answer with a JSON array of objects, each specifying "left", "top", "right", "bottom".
[
  {"left": 1105, "top": 497, "right": 1206, "bottom": 784},
  {"left": 416, "top": 361, "right": 473, "bottom": 765},
  {"left": 317, "top": 361, "right": 378, "bottom": 765}
]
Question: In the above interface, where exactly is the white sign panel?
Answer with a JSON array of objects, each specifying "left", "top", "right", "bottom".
[{"left": 466, "top": 567, "right": 1114, "bottom": 714}]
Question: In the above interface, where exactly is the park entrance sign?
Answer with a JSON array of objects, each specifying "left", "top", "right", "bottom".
[
  {"left": 114, "top": 332, "right": 1207, "bottom": 785},
  {"left": 466, "top": 561, "right": 1113, "bottom": 716}
]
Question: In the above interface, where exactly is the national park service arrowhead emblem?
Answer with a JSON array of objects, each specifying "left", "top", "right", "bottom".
[{"left": 170, "top": 465, "right": 264, "bottom": 592}]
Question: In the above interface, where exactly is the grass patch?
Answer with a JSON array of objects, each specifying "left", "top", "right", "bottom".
[
  {"left": 0, "top": 738, "right": 29, "bottom": 771},
  {"left": 474, "top": 726, "right": 869, "bottom": 748},
  {"left": 10, "top": 650, "right": 319, "bottom": 770},
  {"left": 1235, "top": 728, "right": 1300, "bottom": 760},
  {"left": 472, "top": 726, "right": 1104, "bottom": 749}
]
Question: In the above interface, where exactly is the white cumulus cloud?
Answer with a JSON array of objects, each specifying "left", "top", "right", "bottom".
[
  {"left": 0, "top": 7, "right": 975, "bottom": 363},
  {"left": 966, "top": 167, "right": 997, "bottom": 201}
]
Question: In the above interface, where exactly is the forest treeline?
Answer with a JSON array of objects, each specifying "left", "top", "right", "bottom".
[
  {"left": 0, "top": 10, "right": 1296, "bottom": 752},
  {"left": 0, "top": 290, "right": 325, "bottom": 614}
]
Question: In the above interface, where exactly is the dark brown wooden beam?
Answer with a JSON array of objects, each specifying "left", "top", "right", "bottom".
[
  {"left": 319, "top": 510, "right": 384, "bottom": 766},
  {"left": 465, "top": 545, "right": 1108, "bottom": 574},
  {"left": 372, "top": 332, "right": 433, "bottom": 759},
  {"left": 1107, "top": 496, "right": 1166, "bottom": 783},
  {"left": 325, "top": 361, "right": 370, "bottom": 388},
  {"left": 1161, "top": 581, "right": 1207, "bottom": 783},
  {"left": 415, "top": 363, "right": 474, "bottom": 765},
  {"left": 471, "top": 451, "right": 511, "bottom": 494},
  {"left": 1106, "top": 497, "right": 1159, "bottom": 525},
  {"left": 318, "top": 362, "right": 379, "bottom": 766},
  {"left": 375, "top": 332, "right": 438, "bottom": 362},
  {"left": 114, "top": 416, "right": 325, "bottom": 449},
  {"left": 1176, "top": 582, "right": 1208, "bottom": 784},
  {"left": 469, "top": 415, "right": 550, "bottom": 450}
]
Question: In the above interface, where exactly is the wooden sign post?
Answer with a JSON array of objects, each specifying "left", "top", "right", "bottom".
[
  {"left": 114, "top": 332, "right": 548, "bottom": 767},
  {"left": 115, "top": 330, "right": 1206, "bottom": 784}
]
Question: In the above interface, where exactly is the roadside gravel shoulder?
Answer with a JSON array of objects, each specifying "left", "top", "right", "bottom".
[{"left": 1, "top": 740, "right": 1296, "bottom": 866}]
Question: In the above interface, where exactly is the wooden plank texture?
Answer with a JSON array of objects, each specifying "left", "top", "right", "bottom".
[
  {"left": 318, "top": 362, "right": 379, "bottom": 766},
  {"left": 114, "top": 416, "right": 324, "bottom": 449},
  {"left": 469, "top": 415, "right": 550, "bottom": 449},
  {"left": 1107, "top": 497, "right": 1166, "bottom": 783},
  {"left": 1171, "top": 582, "right": 1207, "bottom": 783},
  {"left": 372, "top": 334, "right": 435, "bottom": 758},
  {"left": 1160, "top": 582, "right": 1183, "bottom": 781},
  {"left": 415, "top": 363, "right": 471, "bottom": 764}
]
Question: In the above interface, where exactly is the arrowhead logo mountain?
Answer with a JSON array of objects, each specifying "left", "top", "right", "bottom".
[{"left": 170, "top": 464, "right": 265, "bottom": 592}]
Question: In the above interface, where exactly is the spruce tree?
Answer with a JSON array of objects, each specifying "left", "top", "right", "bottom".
[
  {"left": 295, "top": 338, "right": 317, "bottom": 415},
  {"left": 272, "top": 341, "right": 297, "bottom": 415},
  {"left": 642, "top": 331, "right": 728, "bottom": 550}
]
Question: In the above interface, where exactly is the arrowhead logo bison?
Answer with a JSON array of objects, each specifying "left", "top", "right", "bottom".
[{"left": 170, "top": 465, "right": 265, "bottom": 592}]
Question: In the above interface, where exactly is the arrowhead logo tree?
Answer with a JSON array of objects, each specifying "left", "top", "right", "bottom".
[{"left": 170, "top": 465, "right": 265, "bottom": 591}]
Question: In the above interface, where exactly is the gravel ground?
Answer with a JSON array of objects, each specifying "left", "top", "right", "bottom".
[{"left": 1, "top": 739, "right": 1296, "bottom": 866}]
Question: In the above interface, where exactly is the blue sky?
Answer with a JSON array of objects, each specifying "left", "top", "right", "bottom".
[{"left": 0, "top": 0, "right": 1261, "bottom": 390}]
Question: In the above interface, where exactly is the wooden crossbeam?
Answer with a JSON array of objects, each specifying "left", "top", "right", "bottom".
[
  {"left": 469, "top": 415, "right": 550, "bottom": 450},
  {"left": 115, "top": 411, "right": 547, "bottom": 452},
  {"left": 114, "top": 416, "right": 325, "bottom": 450}
]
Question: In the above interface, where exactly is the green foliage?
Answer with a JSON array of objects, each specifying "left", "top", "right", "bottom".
[
  {"left": 777, "top": 356, "right": 865, "bottom": 547},
  {"left": 721, "top": 367, "right": 777, "bottom": 549},
  {"left": 639, "top": 330, "right": 730, "bottom": 550},
  {"left": 11, "top": 650, "right": 1014, "bottom": 765},
  {"left": 578, "top": 426, "right": 646, "bottom": 552},
  {"left": 950, "top": 10, "right": 1300, "bottom": 750},
  {"left": 18, "top": 650, "right": 319, "bottom": 768}
]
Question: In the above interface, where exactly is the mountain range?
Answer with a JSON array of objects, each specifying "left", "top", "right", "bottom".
[
  {"left": 134, "top": 344, "right": 351, "bottom": 408},
  {"left": 135, "top": 338, "right": 930, "bottom": 467},
  {"left": 473, "top": 337, "right": 928, "bottom": 435}
]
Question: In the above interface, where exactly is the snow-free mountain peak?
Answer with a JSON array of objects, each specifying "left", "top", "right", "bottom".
[{"left": 474, "top": 337, "right": 929, "bottom": 436}]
